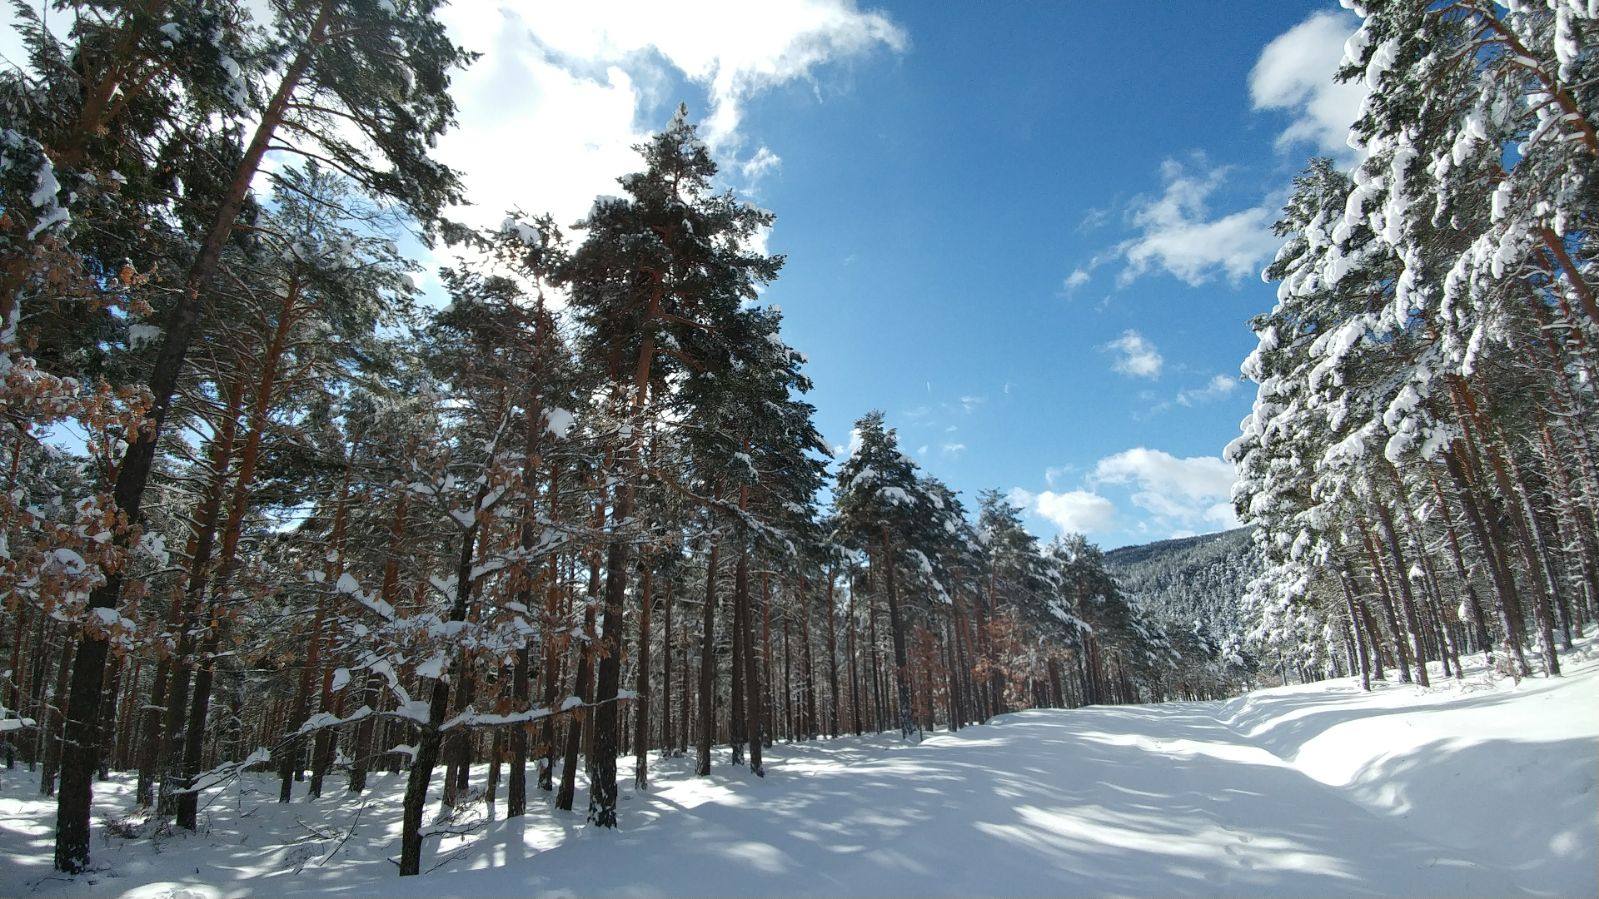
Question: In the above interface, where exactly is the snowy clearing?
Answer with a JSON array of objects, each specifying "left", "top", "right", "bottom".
[{"left": 4, "top": 648, "right": 1594, "bottom": 898}]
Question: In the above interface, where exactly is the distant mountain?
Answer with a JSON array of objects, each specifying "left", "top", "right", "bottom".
[{"left": 1104, "top": 528, "right": 1262, "bottom": 641}]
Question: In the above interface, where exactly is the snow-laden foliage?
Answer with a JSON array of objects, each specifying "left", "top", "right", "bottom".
[{"left": 1230, "top": 0, "right": 1599, "bottom": 689}]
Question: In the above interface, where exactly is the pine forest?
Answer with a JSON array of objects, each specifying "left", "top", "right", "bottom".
[{"left": 0, "top": 1, "right": 1594, "bottom": 894}]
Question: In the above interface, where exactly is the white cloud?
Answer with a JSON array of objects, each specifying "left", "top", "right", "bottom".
[
  {"left": 741, "top": 145, "right": 783, "bottom": 183},
  {"left": 1176, "top": 373, "right": 1240, "bottom": 406},
  {"left": 1249, "top": 11, "right": 1365, "bottom": 157},
  {"left": 1032, "top": 490, "right": 1118, "bottom": 536},
  {"left": 1092, "top": 448, "right": 1233, "bottom": 502},
  {"left": 1104, "top": 329, "right": 1163, "bottom": 380},
  {"left": 435, "top": 21, "right": 646, "bottom": 234},
  {"left": 1082, "top": 15, "right": 1361, "bottom": 292},
  {"left": 1116, "top": 159, "right": 1279, "bottom": 287},
  {"left": 1012, "top": 447, "right": 1239, "bottom": 541},
  {"left": 1077, "top": 206, "right": 1111, "bottom": 233},
  {"left": 507, "top": 0, "right": 906, "bottom": 148},
  {"left": 1204, "top": 502, "right": 1240, "bottom": 528},
  {"left": 835, "top": 426, "right": 864, "bottom": 459},
  {"left": 1090, "top": 447, "right": 1238, "bottom": 534},
  {"left": 958, "top": 395, "right": 985, "bottom": 413},
  {"left": 941, "top": 442, "right": 966, "bottom": 457},
  {"left": 433, "top": 0, "right": 905, "bottom": 237},
  {"left": 1063, "top": 267, "right": 1090, "bottom": 293}
]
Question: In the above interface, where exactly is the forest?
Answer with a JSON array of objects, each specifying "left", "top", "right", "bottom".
[
  {"left": 1228, "top": 1, "right": 1599, "bottom": 691},
  {"left": 0, "top": 0, "right": 1594, "bottom": 894}
]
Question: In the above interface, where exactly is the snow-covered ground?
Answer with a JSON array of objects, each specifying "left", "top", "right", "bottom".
[{"left": 4, "top": 645, "right": 1595, "bottom": 897}]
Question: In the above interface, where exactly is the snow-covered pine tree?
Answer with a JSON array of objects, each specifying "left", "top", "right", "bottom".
[
  {"left": 51, "top": 0, "right": 470, "bottom": 870},
  {"left": 558, "top": 107, "right": 783, "bottom": 827}
]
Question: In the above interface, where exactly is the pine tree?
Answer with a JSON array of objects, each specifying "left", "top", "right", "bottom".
[
  {"left": 559, "top": 107, "right": 781, "bottom": 827},
  {"left": 51, "top": 0, "right": 469, "bottom": 870}
]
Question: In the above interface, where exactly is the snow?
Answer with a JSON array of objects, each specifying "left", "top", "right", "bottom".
[
  {"left": 414, "top": 652, "right": 446, "bottom": 681},
  {"left": 2, "top": 647, "right": 1593, "bottom": 895},
  {"left": 17, "top": 133, "right": 69, "bottom": 240},
  {"left": 127, "top": 323, "right": 162, "bottom": 349},
  {"left": 49, "top": 548, "right": 86, "bottom": 574},
  {"left": 545, "top": 407, "right": 575, "bottom": 438}
]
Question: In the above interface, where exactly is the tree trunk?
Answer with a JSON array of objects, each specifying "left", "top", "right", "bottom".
[
  {"left": 633, "top": 565, "right": 652, "bottom": 790},
  {"left": 398, "top": 479, "right": 488, "bottom": 877},
  {"left": 847, "top": 574, "right": 862, "bottom": 736},
  {"left": 1455, "top": 378, "right": 1560, "bottom": 675},
  {"left": 351, "top": 491, "right": 409, "bottom": 794},
  {"left": 153, "top": 376, "right": 246, "bottom": 813},
  {"left": 761, "top": 575, "right": 774, "bottom": 749},
  {"left": 38, "top": 636, "right": 74, "bottom": 795},
  {"left": 588, "top": 296, "right": 663, "bottom": 827},
  {"left": 880, "top": 533, "right": 915, "bottom": 739},
  {"left": 53, "top": 8, "right": 334, "bottom": 868},
  {"left": 1446, "top": 446, "right": 1531, "bottom": 675},
  {"left": 800, "top": 579, "right": 817, "bottom": 740},
  {"left": 661, "top": 576, "right": 673, "bottom": 755},
  {"left": 695, "top": 535, "right": 720, "bottom": 777},
  {"left": 537, "top": 467, "right": 562, "bottom": 793},
  {"left": 1431, "top": 469, "right": 1495, "bottom": 664},
  {"left": 1361, "top": 528, "right": 1413, "bottom": 683},
  {"left": 736, "top": 539, "right": 763, "bottom": 775},
  {"left": 729, "top": 542, "right": 746, "bottom": 766},
  {"left": 1375, "top": 504, "right": 1430, "bottom": 687},
  {"left": 557, "top": 496, "right": 603, "bottom": 811},
  {"left": 824, "top": 567, "right": 840, "bottom": 738}
]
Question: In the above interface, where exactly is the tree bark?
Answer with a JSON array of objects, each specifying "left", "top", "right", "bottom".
[
  {"left": 633, "top": 565, "right": 652, "bottom": 790},
  {"left": 54, "top": 6, "right": 333, "bottom": 868},
  {"left": 398, "top": 478, "right": 488, "bottom": 876},
  {"left": 661, "top": 575, "right": 673, "bottom": 754},
  {"left": 880, "top": 532, "right": 915, "bottom": 739},
  {"left": 737, "top": 538, "right": 763, "bottom": 774},
  {"left": 1359, "top": 526, "right": 1413, "bottom": 683},
  {"left": 1375, "top": 504, "right": 1431, "bottom": 687},
  {"left": 557, "top": 496, "right": 603, "bottom": 811},
  {"left": 695, "top": 535, "right": 720, "bottom": 776}
]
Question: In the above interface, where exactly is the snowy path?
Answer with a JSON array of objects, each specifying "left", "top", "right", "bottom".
[{"left": 3, "top": 648, "right": 1594, "bottom": 897}]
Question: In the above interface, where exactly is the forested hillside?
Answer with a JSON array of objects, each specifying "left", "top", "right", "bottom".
[
  {"left": 1105, "top": 528, "right": 1264, "bottom": 694},
  {"left": 1105, "top": 528, "right": 1261, "bottom": 641}
]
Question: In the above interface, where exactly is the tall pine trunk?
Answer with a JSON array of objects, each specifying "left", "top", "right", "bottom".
[
  {"left": 557, "top": 496, "right": 603, "bottom": 811},
  {"left": 54, "top": 7, "right": 334, "bottom": 869},
  {"left": 633, "top": 566, "right": 652, "bottom": 790},
  {"left": 398, "top": 479, "right": 488, "bottom": 876},
  {"left": 824, "top": 568, "right": 840, "bottom": 738},
  {"left": 880, "top": 532, "right": 915, "bottom": 739},
  {"left": 695, "top": 535, "right": 720, "bottom": 777},
  {"left": 1375, "top": 504, "right": 1430, "bottom": 687}
]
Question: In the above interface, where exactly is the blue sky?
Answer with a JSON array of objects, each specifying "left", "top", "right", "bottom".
[
  {"left": 1, "top": 0, "right": 1363, "bottom": 548},
  {"left": 733, "top": 3, "right": 1360, "bottom": 548},
  {"left": 687, "top": 1, "right": 1360, "bottom": 548}
]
